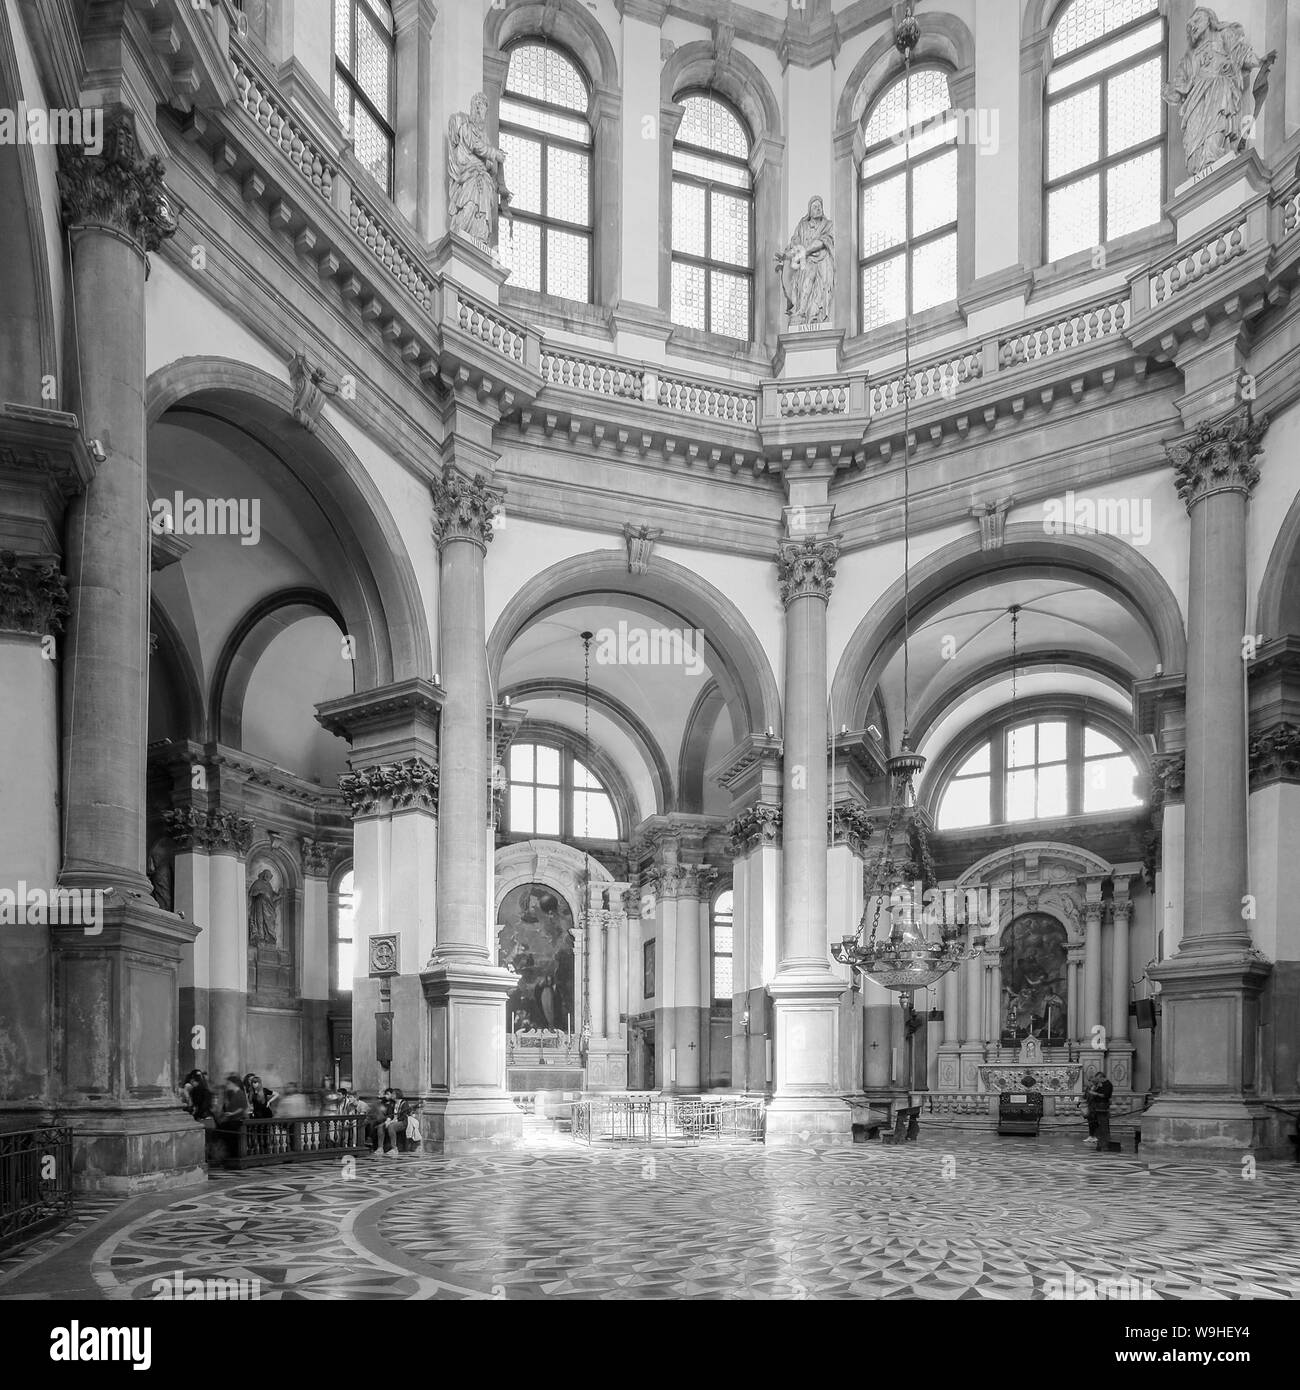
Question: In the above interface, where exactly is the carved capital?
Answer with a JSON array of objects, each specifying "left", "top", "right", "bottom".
[
  {"left": 776, "top": 536, "right": 839, "bottom": 606},
  {"left": 57, "top": 105, "right": 177, "bottom": 253},
  {"left": 163, "top": 807, "right": 255, "bottom": 855},
  {"left": 1167, "top": 407, "right": 1268, "bottom": 509},
  {"left": 728, "top": 803, "right": 782, "bottom": 855},
  {"left": 300, "top": 837, "right": 333, "bottom": 877},
  {"left": 657, "top": 864, "right": 716, "bottom": 900},
  {"left": 431, "top": 464, "right": 505, "bottom": 551},
  {"left": 339, "top": 758, "right": 439, "bottom": 819},
  {"left": 0, "top": 551, "right": 69, "bottom": 635},
  {"left": 829, "top": 804, "right": 874, "bottom": 856},
  {"left": 1150, "top": 752, "right": 1186, "bottom": 806},
  {"left": 1248, "top": 722, "right": 1300, "bottom": 788}
]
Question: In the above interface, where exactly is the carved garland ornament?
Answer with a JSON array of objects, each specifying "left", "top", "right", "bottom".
[{"left": 775, "top": 536, "right": 839, "bottom": 606}]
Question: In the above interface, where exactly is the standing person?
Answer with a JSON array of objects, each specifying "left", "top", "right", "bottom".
[
  {"left": 181, "top": 1069, "right": 212, "bottom": 1121},
  {"left": 1084, "top": 1070, "right": 1114, "bottom": 1149},
  {"left": 242, "top": 1073, "right": 277, "bottom": 1119}
]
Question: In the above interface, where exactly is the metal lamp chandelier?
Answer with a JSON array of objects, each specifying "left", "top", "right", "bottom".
[{"left": 831, "top": 3, "right": 978, "bottom": 997}]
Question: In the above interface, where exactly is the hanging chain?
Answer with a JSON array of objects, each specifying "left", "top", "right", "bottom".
[{"left": 900, "top": 32, "right": 914, "bottom": 744}]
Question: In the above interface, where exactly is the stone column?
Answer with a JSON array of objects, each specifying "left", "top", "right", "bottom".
[
  {"left": 1109, "top": 888, "right": 1136, "bottom": 1092},
  {"left": 1146, "top": 410, "right": 1272, "bottom": 1153},
  {"left": 768, "top": 523, "right": 849, "bottom": 1144},
  {"left": 1066, "top": 953, "right": 1082, "bottom": 1046},
  {"left": 299, "top": 839, "right": 335, "bottom": 1095},
  {"left": 422, "top": 467, "right": 520, "bottom": 1150},
  {"left": 1080, "top": 877, "right": 1106, "bottom": 1045},
  {"left": 986, "top": 958, "right": 1002, "bottom": 1043},
  {"left": 587, "top": 893, "right": 606, "bottom": 1039},
  {"left": 664, "top": 864, "right": 713, "bottom": 1095},
  {"left": 49, "top": 109, "right": 205, "bottom": 1187},
  {"left": 960, "top": 951, "right": 983, "bottom": 1089}
]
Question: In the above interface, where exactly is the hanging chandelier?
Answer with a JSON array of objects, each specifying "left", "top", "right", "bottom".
[{"left": 831, "top": 3, "right": 981, "bottom": 998}]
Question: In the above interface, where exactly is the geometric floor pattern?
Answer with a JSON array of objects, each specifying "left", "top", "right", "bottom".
[{"left": 2, "top": 1130, "right": 1298, "bottom": 1300}]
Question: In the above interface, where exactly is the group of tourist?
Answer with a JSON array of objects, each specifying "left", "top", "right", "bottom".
[{"left": 180, "top": 1072, "right": 420, "bottom": 1155}]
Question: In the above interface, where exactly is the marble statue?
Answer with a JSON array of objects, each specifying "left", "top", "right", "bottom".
[
  {"left": 1163, "top": 7, "right": 1275, "bottom": 177},
  {"left": 247, "top": 867, "right": 281, "bottom": 947},
  {"left": 447, "top": 92, "right": 512, "bottom": 247},
  {"left": 775, "top": 195, "right": 835, "bottom": 328}
]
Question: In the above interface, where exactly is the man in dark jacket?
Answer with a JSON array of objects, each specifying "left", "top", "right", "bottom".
[{"left": 1085, "top": 1071, "right": 1114, "bottom": 1149}]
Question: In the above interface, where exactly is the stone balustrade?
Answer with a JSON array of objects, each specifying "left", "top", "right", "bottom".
[
  {"left": 231, "top": 50, "right": 336, "bottom": 202},
  {"left": 348, "top": 193, "right": 435, "bottom": 314},
  {"left": 998, "top": 296, "right": 1129, "bottom": 367},
  {"left": 541, "top": 351, "right": 644, "bottom": 398},
  {"left": 1149, "top": 216, "right": 1249, "bottom": 305}
]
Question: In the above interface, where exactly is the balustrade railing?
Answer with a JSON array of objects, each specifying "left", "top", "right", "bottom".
[
  {"left": 656, "top": 373, "right": 759, "bottom": 426},
  {"left": 448, "top": 289, "right": 527, "bottom": 363},
  {"left": 998, "top": 296, "right": 1129, "bottom": 367},
  {"left": 212, "top": 1114, "right": 367, "bottom": 1170},
  {"left": 348, "top": 193, "right": 435, "bottom": 314},
  {"left": 778, "top": 380, "right": 850, "bottom": 417},
  {"left": 869, "top": 348, "right": 983, "bottom": 414},
  {"left": 0, "top": 1125, "right": 73, "bottom": 1252},
  {"left": 541, "top": 351, "right": 643, "bottom": 398},
  {"left": 1149, "top": 217, "right": 1248, "bottom": 305},
  {"left": 231, "top": 50, "right": 335, "bottom": 201}
]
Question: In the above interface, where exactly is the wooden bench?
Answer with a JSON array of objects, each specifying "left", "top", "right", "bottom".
[{"left": 880, "top": 1106, "right": 921, "bottom": 1145}]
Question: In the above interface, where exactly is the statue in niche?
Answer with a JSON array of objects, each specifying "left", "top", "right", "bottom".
[
  {"left": 775, "top": 195, "right": 835, "bottom": 328},
  {"left": 247, "top": 867, "right": 281, "bottom": 947},
  {"left": 1163, "top": 7, "right": 1275, "bottom": 178},
  {"left": 447, "top": 92, "right": 513, "bottom": 247}
]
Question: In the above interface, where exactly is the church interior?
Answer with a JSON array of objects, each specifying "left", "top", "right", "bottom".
[{"left": 2, "top": 0, "right": 1300, "bottom": 1310}]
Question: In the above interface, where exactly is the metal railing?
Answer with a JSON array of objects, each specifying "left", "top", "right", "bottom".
[
  {"left": 0, "top": 1125, "right": 73, "bottom": 1252},
  {"left": 572, "top": 1096, "right": 765, "bottom": 1146}
]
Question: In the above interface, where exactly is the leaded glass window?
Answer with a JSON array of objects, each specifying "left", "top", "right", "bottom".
[
  {"left": 859, "top": 68, "right": 958, "bottom": 333},
  {"left": 713, "top": 890, "right": 734, "bottom": 1005},
  {"left": 334, "top": 0, "right": 394, "bottom": 195},
  {"left": 1045, "top": 0, "right": 1164, "bottom": 262},
  {"left": 671, "top": 93, "right": 754, "bottom": 340},
  {"left": 506, "top": 743, "right": 617, "bottom": 840},
  {"left": 498, "top": 42, "right": 593, "bottom": 302},
  {"left": 335, "top": 869, "right": 355, "bottom": 993}
]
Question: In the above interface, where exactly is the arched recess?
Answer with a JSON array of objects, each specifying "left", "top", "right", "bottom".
[
  {"left": 485, "top": 0, "right": 618, "bottom": 89},
  {"left": 146, "top": 357, "right": 432, "bottom": 690},
  {"left": 955, "top": 840, "right": 1116, "bottom": 940},
  {"left": 488, "top": 550, "right": 783, "bottom": 741},
  {"left": 494, "top": 838, "right": 614, "bottom": 923},
  {"left": 210, "top": 588, "right": 347, "bottom": 746},
  {"left": 502, "top": 678, "right": 675, "bottom": 816},
  {"left": 832, "top": 13, "right": 976, "bottom": 331},
  {"left": 1257, "top": 486, "right": 1300, "bottom": 638},
  {"left": 679, "top": 680, "right": 727, "bottom": 814},
  {"left": 0, "top": 4, "right": 57, "bottom": 405},
  {"left": 149, "top": 595, "right": 206, "bottom": 742},
  {"left": 661, "top": 40, "right": 784, "bottom": 348},
  {"left": 830, "top": 525, "right": 1188, "bottom": 730}
]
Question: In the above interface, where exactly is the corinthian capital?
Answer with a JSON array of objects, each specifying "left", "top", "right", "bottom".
[
  {"left": 1167, "top": 407, "right": 1268, "bottom": 510},
  {"left": 776, "top": 535, "right": 839, "bottom": 606},
  {"left": 431, "top": 465, "right": 506, "bottom": 551},
  {"left": 0, "top": 551, "right": 69, "bottom": 635},
  {"left": 57, "top": 105, "right": 177, "bottom": 253}
]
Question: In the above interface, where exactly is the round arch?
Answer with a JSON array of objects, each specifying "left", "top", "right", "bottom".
[
  {"left": 836, "top": 13, "right": 975, "bottom": 133},
  {"left": 679, "top": 680, "right": 727, "bottom": 814},
  {"left": 662, "top": 40, "right": 782, "bottom": 143},
  {"left": 149, "top": 595, "right": 206, "bottom": 741},
  {"left": 1257, "top": 486, "right": 1300, "bottom": 638},
  {"left": 484, "top": 0, "right": 619, "bottom": 91},
  {"left": 146, "top": 357, "right": 432, "bottom": 692},
  {"left": 830, "top": 524, "right": 1187, "bottom": 729},
  {"left": 209, "top": 587, "right": 347, "bottom": 746},
  {"left": 488, "top": 549, "right": 783, "bottom": 739}
]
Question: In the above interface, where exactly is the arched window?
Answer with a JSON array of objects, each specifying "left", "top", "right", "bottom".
[
  {"left": 498, "top": 42, "right": 594, "bottom": 303},
  {"left": 333, "top": 0, "right": 395, "bottom": 195},
  {"left": 670, "top": 93, "right": 754, "bottom": 340},
  {"left": 1045, "top": 0, "right": 1164, "bottom": 262},
  {"left": 335, "top": 869, "right": 355, "bottom": 993},
  {"left": 712, "top": 889, "right": 734, "bottom": 1006},
  {"left": 506, "top": 742, "right": 617, "bottom": 840},
  {"left": 936, "top": 715, "right": 1141, "bottom": 830},
  {"left": 858, "top": 68, "right": 958, "bottom": 333}
]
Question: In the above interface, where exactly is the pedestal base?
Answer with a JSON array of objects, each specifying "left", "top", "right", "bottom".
[
  {"left": 1138, "top": 1095, "right": 1278, "bottom": 1158},
  {"left": 764, "top": 1094, "right": 853, "bottom": 1147},
  {"left": 418, "top": 1096, "right": 523, "bottom": 1154},
  {"left": 55, "top": 1106, "right": 207, "bottom": 1192}
]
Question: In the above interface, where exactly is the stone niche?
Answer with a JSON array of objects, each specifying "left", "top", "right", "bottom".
[{"left": 246, "top": 847, "right": 297, "bottom": 1002}]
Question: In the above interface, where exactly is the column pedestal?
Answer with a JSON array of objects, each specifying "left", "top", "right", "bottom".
[
  {"left": 420, "top": 959, "right": 522, "bottom": 1151},
  {"left": 765, "top": 976, "right": 852, "bottom": 1146}
]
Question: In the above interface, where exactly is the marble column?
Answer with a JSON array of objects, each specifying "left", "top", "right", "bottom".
[
  {"left": 1080, "top": 878, "right": 1105, "bottom": 1045},
  {"left": 1066, "top": 953, "right": 1082, "bottom": 1046},
  {"left": 422, "top": 467, "right": 520, "bottom": 1150},
  {"left": 1109, "top": 891, "right": 1136, "bottom": 1092},
  {"left": 587, "top": 894, "right": 606, "bottom": 1039},
  {"left": 768, "top": 523, "right": 850, "bottom": 1145},
  {"left": 50, "top": 108, "right": 203, "bottom": 1187},
  {"left": 1146, "top": 409, "right": 1272, "bottom": 1153}
]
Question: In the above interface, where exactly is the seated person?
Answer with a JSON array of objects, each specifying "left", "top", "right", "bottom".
[{"left": 372, "top": 1088, "right": 411, "bottom": 1156}]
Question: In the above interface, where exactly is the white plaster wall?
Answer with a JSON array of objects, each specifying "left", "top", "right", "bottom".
[{"left": 1250, "top": 395, "right": 1300, "bottom": 628}]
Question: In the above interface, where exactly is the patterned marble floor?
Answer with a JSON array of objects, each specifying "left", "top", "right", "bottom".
[{"left": 2, "top": 1132, "right": 1298, "bottom": 1300}]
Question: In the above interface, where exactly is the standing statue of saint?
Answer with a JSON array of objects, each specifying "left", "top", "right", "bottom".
[
  {"left": 247, "top": 868, "right": 280, "bottom": 948},
  {"left": 447, "top": 92, "right": 513, "bottom": 247},
  {"left": 775, "top": 196, "right": 836, "bottom": 328},
  {"left": 1163, "top": 7, "right": 1276, "bottom": 178}
]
